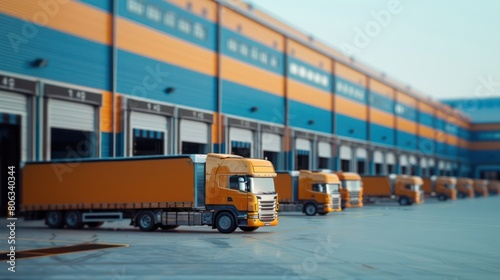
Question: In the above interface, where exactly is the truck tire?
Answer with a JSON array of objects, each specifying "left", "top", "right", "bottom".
[
  {"left": 458, "top": 192, "right": 466, "bottom": 199},
  {"left": 137, "top": 211, "right": 158, "bottom": 232},
  {"left": 215, "top": 212, "right": 237, "bottom": 234},
  {"left": 65, "top": 211, "right": 84, "bottom": 229},
  {"left": 46, "top": 211, "right": 64, "bottom": 229},
  {"left": 159, "top": 225, "right": 179, "bottom": 230},
  {"left": 86, "top": 222, "right": 104, "bottom": 228},
  {"left": 239, "top": 226, "right": 258, "bottom": 232},
  {"left": 437, "top": 194, "right": 447, "bottom": 201},
  {"left": 318, "top": 212, "right": 328, "bottom": 216},
  {"left": 398, "top": 196, "right": 410, "bottom": 206},
  {"left": 304, "top": 203, "right": 317, "bottom": 216}
]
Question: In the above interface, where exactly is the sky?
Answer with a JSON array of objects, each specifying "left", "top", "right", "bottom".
[{"left": 248, "top": 0, "right": 500, "bottom": 100}]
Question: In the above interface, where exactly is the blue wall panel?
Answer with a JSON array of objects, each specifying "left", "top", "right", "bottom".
[
  {"left": 117, "top": 50, "right": 216, "bottom": 111},
  {"left": 0, "top": 14, "right": 111, "bottom": 91},
  {"left": 370, "top": 123, "right": 394, "bottom": 146},
  {"left": 335, "top": 77, "right": 366, "bottom": 105},
  {"left": 418, "top": 111, "right": 434, "bottom": 128},
  {"left": 222, "top": 80, "right": 285, "bottom": 125},
  {"left": 336, "top": 114, "right": 367, "bottom": 140},
  {"left": 396, "top": 131, "right": 416, "bottom": 151},
  {"left": 369, "top": 91, "right": 393, "bottom": 114},
  {"left": 289, "top": 100, "right": 332, "bottom": 133},
  {"left": 79, "top": 0, "right": 112, "bottom": 12}
]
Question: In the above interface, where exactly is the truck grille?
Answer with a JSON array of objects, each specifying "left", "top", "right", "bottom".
[
  {"left": 258, "top": 199, "right": 277, "bottom": 222},
  {"left": 350, "top": 192, "right": 360, "bottom": 206},
  {"left": 331, "top": 197, "right": 341, "bottom": 209}
]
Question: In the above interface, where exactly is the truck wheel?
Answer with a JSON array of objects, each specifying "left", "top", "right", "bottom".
[
  {"left": 458, "top": 192, "right": 465, "bottom": 199},
  {"left": 398, "top": 196, "right": 410, "bottom": 206},
  {"left": 318, "top": 212, "right": 329, "bottom": 216},
  {"left": 46, "top": 211, "right": 64, "bottom": 229},
  {"left": 304, "top": 203, "right": 317, "bottom": 216},
  {"left": 239, "top": 226, "right": 258, "bottom": 232},
  {"left": 437, "top": 194, "right": 447, "bottom": 201},
  {"left": 215, "top": 212, "right": 237, "bottom": 234},
  {"left": 86, "top": 222, "right": 104, "bottom": 228},
  {"left": 137, "top": 211, "right": 158, "bottom": 232},
  {"left": 159, "top": 225, "right": 179, "bottom": 230},
  {"left": 65, "top": 211, "right": 84, "bottom": 229}
]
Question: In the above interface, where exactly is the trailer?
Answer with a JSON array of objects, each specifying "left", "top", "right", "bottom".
[
  {"left": 361, "top": 175, "right": 424, "bottom": 206},
  {"left": 422, "top": 176, "right": 457, "bottom": 201},
  {"left": 22, "top": 153, "right": 278, "bottom": 233}
]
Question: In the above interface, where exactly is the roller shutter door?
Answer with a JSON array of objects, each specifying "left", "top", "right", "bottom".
[
  {"left": 420, "top": 157, "right": 428, "bottom": 168},
  {"left": 399, "top": 154, "right": 408, "bottom": 166},
  {"left": 0, "top": 91, "right": 28, "bottom": 161},
  {"left": 180, "top": 119, "right": 208, "bottom": 144},
  {"left": 130, "top": 111, "right": 168, "bottom": 133},
  {"left": 340, "top": 145, "right": 352, "bottom": 160},
  {"left": 49, "top": 99, "right": 95, "bottom": 131},
  {"left": 295, "top": 138, "right": 311, "bottom": 152},
  {"left": 262, "top": 132, "right": 281, "bottom": 152},
  {"left": 318, "top": 142, "right": 331, "bottom": 158},
  {"left": 409, "top": 155, "right": 417, "bottom": 165},
  {"left": 230, "top": 127, "right": 253, "bottom": 144},
  {"left": 386, "top": 153, "right": 396, "bottom": 164},
  {"left": 356, "top": 147, "right": 367, "bottom": 160},
  {"left": 373, "top": 150, "right": 383, "bottom": 163}
]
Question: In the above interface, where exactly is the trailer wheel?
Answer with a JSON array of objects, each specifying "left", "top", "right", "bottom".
[
  {"left": 304, "top": 203, "right": 317, "bottom": 216},
  {"left": 86, "top": 222, "right": 104, "bottom": 228},
  {"left": 215, "top": 212, "right": 237, "bottom": 234},
  {"left": 65, "top": 211, "right": 84, "bottom": 229},
  {"left": 398, "top": 196, "right": 410, "bottom": 206},
  {"left": 137, "top": 211, "right": 158, "bottom": 232},
  {"left": 159, "top": 225, "right": 179, "bottom": 230},
  {"left": 46, "top": 211, "right": 64, "bottom": 229},
  {"left": 239, "top": 226, "right": 258, "bottom": 232}
]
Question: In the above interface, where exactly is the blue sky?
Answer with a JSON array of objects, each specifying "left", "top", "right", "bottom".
[{"left": 248, "top": 0, "right": 500, "bottom": 100}]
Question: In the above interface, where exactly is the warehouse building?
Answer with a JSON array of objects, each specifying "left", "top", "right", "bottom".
[{"left": 1, "top": 0, "right": 498, "bottom": 213}]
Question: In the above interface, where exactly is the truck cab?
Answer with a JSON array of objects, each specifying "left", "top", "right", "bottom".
[
  {"left": 422, "top": 176, "right": 457, "bottom": 201},
  {"left": 334, "top": 171, "right": 363, "bottom": 208},
  {"left": 275, "top": 170, "right": 341, "bottom": 216},
  {"left": 456, "top": 178, "right": 474, "bottom": 198},
  {"left": 393, "top": 175, "right": 425, "bottom": 205},
  {"left": 473, "top": 179, "right": 489, "bottom": 197},
  {"left": 487, "top": 180, "right": 500, "bottom": 195}
]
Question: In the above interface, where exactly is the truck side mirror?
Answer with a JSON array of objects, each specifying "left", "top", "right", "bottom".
[{"left": 238, "top": 177, "right": 247, "bottom": 192}]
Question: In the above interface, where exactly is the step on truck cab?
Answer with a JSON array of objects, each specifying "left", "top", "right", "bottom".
[
  {"left": 274, "top": 170, "right": 341, "bottom": 216},
  {"left": 361, "top": 174, "right": 424, "bottom": 206},
  {"left": 422, "top": 176, "right": 457, "bottom": 201},
  {"left": 473, "top": 179, "right": 489, "bottom": 197},
  {"left": 334, "top": 171, "right": 363, "bottom": 208},
  {"left": 487, "top": 180, "right": 500, "bottom": 195},
  {"left": 22, "top": 153, "right": 279, "bottom": 233},
  {"left": 456, "top": 178, "right": 474, "bottom": 198}
]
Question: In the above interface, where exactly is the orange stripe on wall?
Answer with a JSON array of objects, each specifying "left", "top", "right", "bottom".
[
  {"left": 396, "top": 91, "right": 416, "bottom": 107},
  {"left": 0, "top": 0, "right": 111, "bottom": 45},
  {"left": 288, "top": 40, "right": 332, "bottom": 72},
  {"left": 252, "top": 9, "right": 310, "bottom": 43},
  {"left": 166, "top": 0, "right": 217, "bottom": 22},
  {"left": 100, "top": 91, "right": 112, "bottom": 133},
  {"left": 418, "top": 101, "right": 434, "bottom": 115},
  {"left": 369, "top": 78, "right": 393, "bottom": 99},
  {"left": 221, "top": 55, "right": 284, "bottom": 96},
  {"left": 221, "top": 7, "right": 284, "bottom": 51},
  {"left": 470, "top": 142, "right": 500, "bottom": 150},
  {"left": 335, "top": 95, "right": 367, "bottom": 121},
  {"left": 370, "top": 108, "right": 394, "bottom": 128},
  {"left": 117, "top": 18, "right": 216, "bottom": 76},
  {"left": 418, "top": 124, "right": 434, "bottom": 139},
  {"left": 396, "top": 117, "right": 417, "bottom": 134},
  {"left": 335, "top": 62, "right": 366, "bottom": 85},
  {"left": 287, "top": 79, "right": 332, "bottom": 110}
]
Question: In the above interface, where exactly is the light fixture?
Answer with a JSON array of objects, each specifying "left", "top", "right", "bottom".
[
  {"left": 32, "top": 58, "right": 48, "bottom": 68},
  {"left": 250, "top": 106, "right": 258, "bottom": 113},
  {"left": 308, "top": 119, "right": 314, "bottom": 125},
  {"left": 165, "top": 87, "right": 175, "bottom": 94},
  {"left": 348, "top": 129, "right": 355, "bottom": 134},
  {"left": 381, "top": 136, "right": 387, "bottom": 140}
]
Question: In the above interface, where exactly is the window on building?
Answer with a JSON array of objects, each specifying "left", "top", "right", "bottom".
[
  {"left": 270, "top": 56, "right": 278, "bottom": 68},
  {"left": 227, "top": 38, "right": 238, "bottom": 52},
  {"left": 259, "top": 51, "right": 268, "bottom": 64},
  {"left": 193, "top": 23, "right": 206, "bottom": 40},
  {"left": 164, "top": 11, "right": 176, "bottom": 27},
  {"left": 250, "top": 47, "right": 259, "bottom": 60},
  {"left": 146, "top": 5, "right": 162, "bottom": 22},
  {"left": 178, "top": 18, "right": 192, "bottom": 34},
  {"left": 239, "top": 43, "right": 249, "bottom": 56},
  {"left": 127, "top": 0, "right": 144, "bottom": 15}
]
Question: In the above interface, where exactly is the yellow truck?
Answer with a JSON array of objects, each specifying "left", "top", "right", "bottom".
[
  {"left": 274, "top": 170, "right": 341, "bottom": 216},
  {"left": 487, "top": 180, "right": 500, "bottom": 195},
  {"left": 422, "top": 176, "right": 457, "bottom": 201},
  {"left": 22, "top": 154, "right": 278, "bottom": 233},
  {"left": 473, "top": 179, "right": 489, "bottom": 197},
  {"left": 456, "top": 178, "right": 474, "bottom": 199},
  {"left": 361, "top": 175, "right": 424, "bottom": 206},
  {"left": 334, "top": 171, "right": 363, "bottom": 208}
]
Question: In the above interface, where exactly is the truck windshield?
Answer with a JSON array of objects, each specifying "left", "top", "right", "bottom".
[
  {"left": 463, "top": 183, "right": 472, "bottom": 189},
  {"left": 406, "top": 184, "right": 422, "bottom": 192},
  {"left": 328, "top": 183, "right": 340, "bottom": 193},
  {"left": 248, "top": 177, "right": 276, "bottom": 194},
  {"left": 344, "top": 180, "right": 362, "bottom": 191},
  {"left": 446, "top": 184, "right": 456, "bottom": 189}
]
